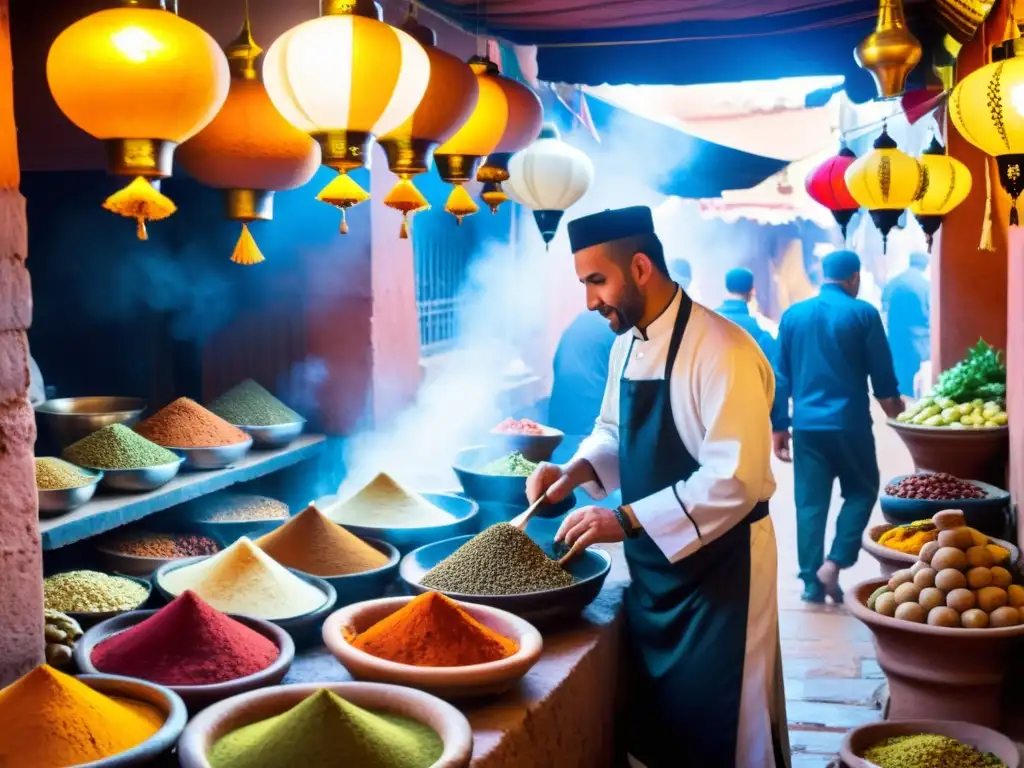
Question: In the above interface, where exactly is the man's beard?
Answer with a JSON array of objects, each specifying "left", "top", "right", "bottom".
[{"left": 602, "top": 283, "right": 645, "bottom": 335}]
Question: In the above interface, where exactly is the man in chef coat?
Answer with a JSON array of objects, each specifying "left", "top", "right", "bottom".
[{"left": 527, "top": 206, "right": 786, "bottom": 768}]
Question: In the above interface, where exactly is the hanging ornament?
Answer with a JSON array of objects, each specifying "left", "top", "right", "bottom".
[
  {"left": 844, "top": 125, "right": 925, "bottom": 252},
  {"left": 264, "top": 0, "right": 430, "bottom": 234},
  {"left": 46, "top": 0, "right": 230, "bottom": 239},
  {"left": 102, "top": 177, "right": 176, "bottom": 240},
  {"left": 910, "top": 136, "right": 972, "bottom": 250},
  {"left": 505, "top": 124, "right": 595, "bottom": 247},
  {"left": 480, "top": 182, "right": 509, "bottom": 214},
  {"left": 231, "top": 224, "right": 265, "bottom": 265},
  {"left": 317, "top": 173, "right": 371, "bottom": 234},
  {"left": 177, "top": 10, "right": 320, "bottom": 265},
  {"left": 854, "top": 0, "right": 922, "bottom": 99},
  {"left": 434, "top": 55, "right": 515, "bottom": 223},
  {"left": 949, "top": 32, "right": 1024, "bottom": 225},
  {"left": 383, "top": 179, "right": 430, "bottom": 239},
  {"left": 805, "top": 145, "right": 860, "bottom": 240}
]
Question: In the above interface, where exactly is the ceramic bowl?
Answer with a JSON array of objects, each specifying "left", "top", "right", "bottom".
[
  {"left": 176, "top": 681, "right": 473, "bottom": 768},
  {"left": 861, "top": 522, "right": 1019, "bottom": 579},
  {"left": 38, "top": 467, "right": 103, "bottom": 517},
  {"left": 181, "top": 493, "right": 290, "bottom": 548},
  {"left": 322, "top": 595, "right": 543, "bottom": 699},
  {"left": 36, "top": 396, "right": 146, "bottom": 450},
  {"left": 80, "top": 457, "right": 185, "bottom": 493},
  {"left": 841, "top": 719, "right": 1020, "bottom": 768},
  {"left": 485, "top": 426, "right": 564, "bottom": 462},
  {"left": 53, "top": 572, "right": 153, "bottom": 629},
  {"left": 235, "top": 421, "right": 305, "bottom": 449},
  {"left": 74, "top": 673, "right": 187, "bottom": 767},
  {"left": 452, "top": 445, "right": 577, "bottom": 515},
  {"left": 313, "top": 537, "right": 401, "bottom": 607},
  {"left": 75, "top": 610, "right": 295, "bottom": 712},
  {"left": 880, "top": 474, "right": 1011, "bottom": 533},
  {"left": 887, "top": 419, "right": 1009, "bottom": 486},
  {"left": 166, "top": 438, "right": 253, "bottom": 471}
]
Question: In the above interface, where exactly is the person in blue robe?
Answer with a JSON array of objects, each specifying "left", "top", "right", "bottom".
[
  {"left": 882, "top": 251, "right": 931, "bottom": 397},
  {"left": 716, "top": 267, "right": 777, "bottom": 362},
  {"left": 548, "top": 309, "right": 616, "bottom": 439}
]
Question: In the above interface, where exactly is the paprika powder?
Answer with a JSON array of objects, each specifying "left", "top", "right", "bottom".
[
  {"left": 134, "top": 397, "right": 249, "bottom": 447},
  {"left": 92, "top": 590, "right": 279, "bottom": 685}
]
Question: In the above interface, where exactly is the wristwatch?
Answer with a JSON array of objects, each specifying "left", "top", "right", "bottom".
[{"left": 615, "top": 504, "right": 641, "bottom": 539}]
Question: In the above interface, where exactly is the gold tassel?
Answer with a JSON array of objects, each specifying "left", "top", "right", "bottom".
[
  {"left": 136, "top": 219, "right": 148, "bottom": 241},
  {"left": 980, "top": 161, "right": 995, "bottom": 252},
  {"left": 230, "top": 223, "right": 266, "bottom": 266},
  {"left": 317, "top": 173, "right": 369, "bottom": 236},
  {"left": 383, "top": 178, "right": 429, "bottom": 240},
  {"left": 444, "top": 184, "right": 479, "bottom": 224},
  {"left": 399, "top": 216, "right": 410, "bottom": 239},
  {"left": 103, "top": 176, "right": 176, "bottom": 241}
]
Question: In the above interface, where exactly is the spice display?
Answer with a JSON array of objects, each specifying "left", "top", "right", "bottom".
[
  {"left": 877, "top": 520, "right": 938, "bottom": 555},
  {"left": 492, "top": 417, "right": 546, "bottom": 435},
  {"left": 190, "top": 493, "right": 290, "bottom": 522},
  {"left": 135, "top": 397, "right": 250, "bottom": 447},
  {"left": 255, "top": 503, "right": 389, "bottom": 577},
  {"left": 208, "top": 688, "right": 443, "bottom": 768},
  {"left": 421, "top": 523, "right": 575, "bottom": 595},
  {"left": 886, "top": 473, "right": 987, "bottom": 500},
  {"left": 481, "top": 450, "right": 538, "bottom": 477},
  {"left": 100, "top": 530, "right": 219, "bottom": 559},
  {"left": 159, "top": 537, "right": 326, "bottom": 621},
  {"left": 208, "top": 379, "right": 303, "bottom": 427},
  {"left": 328, "top": 472, "right": 453, "bottom": 528},
  {"left": 350, "top": 592, "right": 518, "bottom": 667},
  {"left": 35, "top": 457, "right": 95, "bottom": 490},
  {"left": 92, "top": 590, "right": 279, "bottom": 686},
  {"left": 0, "top": 665, "right": 164, "bottom": 767},
  {"left": 863, "top": 733, "right": 1005, "bottom": 767},
  {"left": 44, "top": 570, "right": 149, "bottom": 614},
  {"left": 869, "top": 510, "right": 1017, "bottom": 628},
  {"left": 44, "top": 609, "right": 83, "bottom": 668},
  {"left": 62, "top": 423, "right": 179, "bottom": 470}
]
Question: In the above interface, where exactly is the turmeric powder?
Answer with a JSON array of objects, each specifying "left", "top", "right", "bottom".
[
  {"left": 350, "top": 592, "right": 518, "bottom": 667},
  {"left": 0, "top": 664, "right": 163, "bottom": 767},
  {"left": 878, "top": 521, "right": 938, "bottom": 555}
]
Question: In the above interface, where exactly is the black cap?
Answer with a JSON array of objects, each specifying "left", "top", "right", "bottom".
[{"left": 567, "top": 206, "right": 654, "bottom": 252}]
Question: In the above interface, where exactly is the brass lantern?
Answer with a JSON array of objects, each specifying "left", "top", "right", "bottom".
[
  {"left": 910, "top": 136, "right": 972, "bottom": 250},
  {"left": 854, "top": 0, "right": 922, "bottom": 99}
]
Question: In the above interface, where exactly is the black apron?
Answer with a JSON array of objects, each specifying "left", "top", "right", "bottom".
[{"left": 620, "top": 292, "right": 776, "bottom": 767}]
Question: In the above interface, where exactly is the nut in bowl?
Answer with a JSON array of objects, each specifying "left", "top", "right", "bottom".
[{"left": 322, "top": 594, "right": 543, "bottom": 699}]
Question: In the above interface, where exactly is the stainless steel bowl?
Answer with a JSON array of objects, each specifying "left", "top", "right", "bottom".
[
  {"left": 168, "top": 438, "right": 253, "bottom": 470},
  {"left": 38, "top": 468, "right": 103, "bottom": 517},
  {"left": 35, "top": 396, "right": 146, "bottom": 449},
  {"left": 235, "top": 421, "right": 305, "bottom": 450},
  {"left": 86, "top": 457, "right": 185, "bottom": 492}
]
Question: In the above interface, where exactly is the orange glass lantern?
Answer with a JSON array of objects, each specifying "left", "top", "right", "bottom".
[
  {"left": 476, "top": 70, "right": 543, "bottom": 214},
  {"left": 177, "top": 14, "right": 320, "bottom": 265}
]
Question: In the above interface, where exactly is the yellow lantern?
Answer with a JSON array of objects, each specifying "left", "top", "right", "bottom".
[
  {"left": 177, "top": 13, "right": 321, "bottom": 265},
  {"left": 263, "top": 0, "right": 430, "bottom": 233},
  {"left": 854, "top": 0, "right": 922, "bottom": 99},
  {"left": 949, "top": 37, "right": 1024, "bottom": 225},
  {"left": 910, "top": 136, "right": 972, "bottom": 250},
  {"left": 46, "top": 0, "right": 230, "bottom": 238},
  {"left": 844, "top": 125, "right": 924, "bottom": 251}
]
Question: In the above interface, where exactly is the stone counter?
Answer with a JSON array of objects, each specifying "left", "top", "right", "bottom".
[{"left": 285, "top": 544, "right": 629, "bottom": 767}]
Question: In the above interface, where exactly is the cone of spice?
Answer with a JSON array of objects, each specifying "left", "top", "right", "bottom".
[
  {"left": 92, "top": 590, "right": 280, "bottom": 685},
  {"left": 208, "top": 688, "right": 443, "bottom": 768},
  {"left": 159, "top": 537, "right": 326, "bottom": 620},
  {"left": 135, "top": 397, "right": 249, "bottom": 448},
  {"left": 0, "top": 665, "right": 164, "bottom": 766},
  {"left": 63, "top": 423, "right": 180, "bottom": 469},
  {"left": 208, "top": 379, "right": 304, "bottom": 427},
  {"left": 350, "top": 592, "right": 517, "bottom": 667},
  {"left": 329, "top": 472, "right": 453, "bottom": 528},
  {"left": 255, "top": 504, "right": 389, "bottom": 577}
]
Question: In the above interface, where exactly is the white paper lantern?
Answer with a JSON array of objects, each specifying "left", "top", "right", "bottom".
[{"left": 506, "top": 124, "right": 595, "bottom": 244}]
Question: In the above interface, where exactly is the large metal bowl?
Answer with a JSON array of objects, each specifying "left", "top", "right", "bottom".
[
  {"left": 38, "top": 467, "right": 103, "bottom": 517},
  {"left": 36, "top": 396, "right": 146, "bottom": 449},
  {"left": 235, "top": 421, "right": 305, "bottom": 450},
  {"left": 166, "top": 438, "right": 253, "bottom": 471},
  {"left": 81, "top": 457, "right": 185, "bottom": 493}
]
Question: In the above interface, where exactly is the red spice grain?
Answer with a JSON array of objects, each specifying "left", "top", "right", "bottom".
[{"left": 134, "top": 397, "right": 249, "bottom": 448}]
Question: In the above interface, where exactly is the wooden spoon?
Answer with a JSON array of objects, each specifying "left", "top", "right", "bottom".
[
  {"left": 557, "top": 538, "right": 588, "bottom": 568},
  {"left": 511, "top": 493, "right": 548, "bottom": 531}
]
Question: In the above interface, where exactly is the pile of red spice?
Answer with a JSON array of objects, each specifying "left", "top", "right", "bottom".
[
  {"left": 134, "top": 397, "right": 249, "bottom": 448},
  {"left": 100, "top": 530, "right": 219, "bottom": 559},
  {"left": 491, "top": 417, "right": 545, "bottom": 436},
  {"left": 91, "top": 590, "right": 279, "bottom": 685}
]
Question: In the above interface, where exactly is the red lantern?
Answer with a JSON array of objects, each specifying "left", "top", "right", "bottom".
[{"left": 805, "top": 146, "right": 859, "bottom": 239}]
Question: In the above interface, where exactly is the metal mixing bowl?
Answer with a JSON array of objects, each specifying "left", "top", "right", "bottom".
[
  {"left": 168, "top": 438, "right": 253, "bottom": 471},
  {"left": 86, "top": 457, "right": 186, "bottom": 492},
  {"left": 38, "top": 467, "right": 103, "bottom": 517},
  {"left": 235, "top": 421, "right": 305, "bottom": 449},
  {"left": 36, "top": 396, "right": 146, "bottom": 449}
]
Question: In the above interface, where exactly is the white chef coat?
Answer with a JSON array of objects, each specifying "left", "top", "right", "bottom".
[{"left": 573, "top": 288, "right": 777, "bottom": 563}]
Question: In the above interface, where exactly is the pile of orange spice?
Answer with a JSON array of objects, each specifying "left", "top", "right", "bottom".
[
  {"left": 350, "top": 592, "right": 518, "bottom": 667},
  {"left": 135, "top": 397, "right": 249, "bottom": 448}
]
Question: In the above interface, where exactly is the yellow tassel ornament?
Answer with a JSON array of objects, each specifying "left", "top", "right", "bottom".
[
  {"left": 481, "top": 182, "right": 508, "bottom": 214},
  {"left": 383, "top": 178, "right": 430, "bottom": 239},
  {"left": 444, "top": 184, "right": 479, "bottom": 225},
  {"left": 230, "top": 223, "right": 265, "bottom": 266},
  {"left": 102, "top": 177, "right": 177, "bottom": 241},
  {"left": 317, "top": 173, "right": 371, "bottom": 234}
]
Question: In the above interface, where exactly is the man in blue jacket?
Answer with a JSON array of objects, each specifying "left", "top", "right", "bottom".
[
  {"left": 716, "top": 267, "right": 776, "bottom": 362},
  {"left": 882, "top": 251, "right": 931, "bottom": 397},
  {"left": 772, "top": 250, "right": 903, "bottom": 603}
]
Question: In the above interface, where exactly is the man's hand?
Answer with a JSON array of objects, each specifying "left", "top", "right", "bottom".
[
  {"left": 526, "top": 458, "right": 597, "bottom": 504},
  {"left": 878, "top": 396, "right": 905, "bottom": 420},
  {"left": 772, "top": 430, "right": 792, "bottom": 463},
  {"left": 555, "top": 505, "right": 625, "bottom": 550}
]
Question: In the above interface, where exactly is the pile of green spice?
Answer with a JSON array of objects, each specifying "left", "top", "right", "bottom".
[
  {"left": 421, "top": 523, "right": 575, "bottom": 595},
  {"left": 190, "top": 493, "right": 290, "bottom": 523},
  {"left": 44, "top": 570, "right": 149, "bottom": 613},
  {"left": 864, "top": 733, "right": 1006, "bottom": 767},
  {"left": 208, "top": 689, "right": 443, "bottom": 768},
  {"left": 35, "top": 457, "right": 96, "bottom": 490},
  {"left": 100, "top": 530, "right": 220, "bottom": 559},
  {"left": 62, "top": 424, "right": 179, "bottom": 470},
  {"left": 208, "top": 379, "right": 303, "bottom": 427},
  {"left": 481, "top": 451, "right": 538, "bottom": 477}
]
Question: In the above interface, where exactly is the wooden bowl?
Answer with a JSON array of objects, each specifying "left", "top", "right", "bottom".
[
  {"left": 322, "top": 595, "right": 543, "bottom": 699},
  {"left": 176, "top": 682, "right": 473, "bottom": 768},
  {"left": 841, "top": 719, "right": 1020, "bottom": 767},
  {"left": 861, "top": 523, "right": 1019, "bottom": 579},
  {"left": 75, "top": 610, "right": 295, "bottom": 713},
  {"left": 887, "top": 419, "right": 1009, "bottom": 487}
]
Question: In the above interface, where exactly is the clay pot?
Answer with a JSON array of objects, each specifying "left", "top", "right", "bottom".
[
  {"left": 887, "top": 420, "right": 1008, "bottom": 487},
  {"left": 861, "top": 523, "right": 1020, "bottom": 579},
  {"left": 841, "top": 719, "right": 1020, "bottom": 767},
  {"left": 846, "top": 579, "right": 1024, "bottom": 728}
]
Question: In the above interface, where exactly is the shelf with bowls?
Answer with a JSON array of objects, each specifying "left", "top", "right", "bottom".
[{"left": 39, "top": 434, "right": 326, "bottom": 550}]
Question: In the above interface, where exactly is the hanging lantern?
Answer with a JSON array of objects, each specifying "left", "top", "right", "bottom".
[
  {"left": 177, "top": 13, "right": 320, "bottom": 265},
  {"left": 377, "top": 9, "right": 478, "bottom": 239},
  {"left": 805, "top": 145, "right": 860, "bottom": 240},
  {"left": 910, "top": 136, "right": 972, "bottom": 250},
  {"left": 263, "top": 0, "right": 430, "bottom": 234},
  {"left": 949, "top": 36, "right": 1024, "bottom": 225},
  {"left": 46, "top": 0, "right": 230, "bottom": 239},
  {"left": 844, "top": 125, "right": 924, "bottom": 251},
  {"left": 434, "top": 55, "right": 514, "bottom": 223},
  {"left": 854, "top": 0, "right": 922, "bottom": 99},
  {"left": 505, "top": 124, "right": 594, "bottom": 247}
]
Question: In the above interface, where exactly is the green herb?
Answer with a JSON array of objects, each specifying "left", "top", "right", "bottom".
[
  {"left": 481, "top": 451, "right": 538, "bottom": 477},
  {"left": 62, "top": 424, "right": 179, "bottom": 470},
  {"left": 208, "top": 379, "right": 303, "bottom": 427},
  {"left": 932, "top": 339, "right": 1007, "bottom": 404}
]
